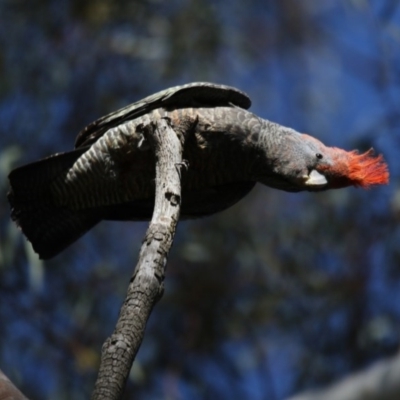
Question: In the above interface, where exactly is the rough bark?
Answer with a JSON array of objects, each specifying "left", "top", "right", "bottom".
[
  {"left": 0, "top": 370, "right": 29, "bottom": 400},
  {"left": 286, "top": 352, "right": 400, "bottom": 400},
  {"left": 91, "top": 118, "right": 184, "bottom": 400}
]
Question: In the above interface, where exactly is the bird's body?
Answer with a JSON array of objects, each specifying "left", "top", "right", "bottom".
[
  {"left": 8, "top": 83, "right": 389, "bottom": 259},
  {"left": 53, "top": 106, "right": 261, "bottom": 216}
]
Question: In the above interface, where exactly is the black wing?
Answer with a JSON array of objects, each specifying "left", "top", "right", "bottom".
[{"left": 75, "top": 82, "right": 251, "bottom": 148}]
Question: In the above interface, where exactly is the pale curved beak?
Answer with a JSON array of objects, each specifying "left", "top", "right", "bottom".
[{"left": 304, "top": 169, "right": 328, "bottom": 186}]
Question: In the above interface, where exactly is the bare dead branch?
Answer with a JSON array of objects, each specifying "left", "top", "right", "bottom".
[
  {"left": 286, "top": 352, "right": 400, "bottom": 400},
  {"left": 0, "top": 370, "right": 29, "bottom": 400},
  {"left": 91, "top": 118, "right": 184, "bottom": 400}
]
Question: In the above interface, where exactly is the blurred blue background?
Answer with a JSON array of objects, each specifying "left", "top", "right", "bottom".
[{"left": 0, "top": 1, "right": 399, "bottom": 399}]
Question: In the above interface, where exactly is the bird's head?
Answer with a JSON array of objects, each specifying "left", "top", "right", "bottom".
[
  {"left": 299, "top": 134, "right": 389, "bottom": 190},
  {"left": 258, "top": 132, "right": 389, "bottom": 192}
]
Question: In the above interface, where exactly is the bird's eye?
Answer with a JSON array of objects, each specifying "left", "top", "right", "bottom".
[{"left": 316, "top": 153, "right": 323, "bottom": 160}]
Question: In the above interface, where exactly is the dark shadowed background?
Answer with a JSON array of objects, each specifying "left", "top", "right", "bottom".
[{"left": 0, "top": 1, "right": 399, "bottom": 399}]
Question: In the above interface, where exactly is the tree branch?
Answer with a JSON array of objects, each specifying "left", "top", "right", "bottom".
[
  {"left": 286, "top": 352, "right": 400, "bottom": 400},
  {"left": 91, "top": 118, "right": 184, "bottom": 400},
  {"left": 0, "top": 370, "right": 29, "bottom": 400}
]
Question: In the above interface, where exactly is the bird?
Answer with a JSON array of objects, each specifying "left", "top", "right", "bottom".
[{"left": 7, "top": 82, "right": 389, "bottom": 259}]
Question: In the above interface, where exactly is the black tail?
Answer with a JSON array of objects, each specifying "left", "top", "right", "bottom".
[{"left": 8, "top": 147, "right": 101, "bottom": 259}]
